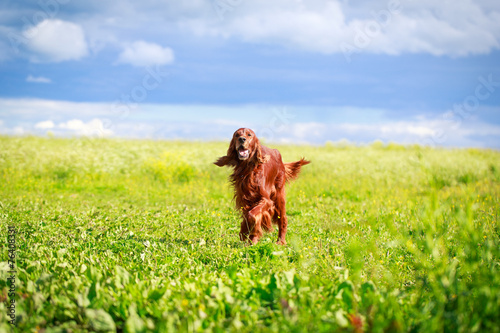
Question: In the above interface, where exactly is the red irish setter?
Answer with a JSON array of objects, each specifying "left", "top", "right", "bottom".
[{"left": 215, "top": 128, "right": 310, "bottom": 245}]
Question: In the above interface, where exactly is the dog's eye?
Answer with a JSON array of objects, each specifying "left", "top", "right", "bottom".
[{"left": 247, "top": 134, "right": 252, "bottom": 137}]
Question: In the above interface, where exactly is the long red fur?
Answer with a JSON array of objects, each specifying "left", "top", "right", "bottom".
[{"left": 215, "top": 128, "right": 310, "bottom": 245}]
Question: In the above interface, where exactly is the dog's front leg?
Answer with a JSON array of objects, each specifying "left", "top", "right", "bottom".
[{"left": 246, "top": 198, "right": 273, "bottom": 244}]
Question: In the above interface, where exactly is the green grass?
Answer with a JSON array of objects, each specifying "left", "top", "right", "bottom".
[{"left": 0, "top": 135, "right": 499, "bottom": 332}]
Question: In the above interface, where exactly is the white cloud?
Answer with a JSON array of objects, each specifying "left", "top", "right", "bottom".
[
  {"left": 1, "top": 98, "right": 499, "bottom": 147},
  {"left": 288, "top": 122, "right": 328, "bottom": 140},
  {"left": 13, "top": 126, "right": 25, "bottom": 135},
  {"left": 211, "top": 119, "right": 249, "bottom": 127},
  {"left": 5, "top": 1, "right": 498, "bottom": 62},
  {"left": 25, "top": 19, "right": 88, "bottom": 62},
  {"left": 26, "top": 75, "right": 52, "bottom": 83},
  {"left": 183, "top": 0, "right": 500, "bottom": 57},
  {"left": 0, "top": 98, "right": 112, "bottom": 118},
  {"left": 35, "top": 120, "right": 55, "bottom": 129},
  {"left": 267, "top": 117, "right": 500, "bottom": 147},
  {"left": 116, "top": 41, "right": 175, "bottom": 67},
  {"left": 59, "top": 118, "right": 113, "bottom": 137}
]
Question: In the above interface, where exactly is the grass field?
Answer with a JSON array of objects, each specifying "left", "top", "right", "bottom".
[{"left": 0, "top": 136, "right": 499, "bottom": 332}]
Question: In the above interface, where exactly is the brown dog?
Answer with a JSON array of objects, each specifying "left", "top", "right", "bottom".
[{"left": 215, "top": 128, "right": 310, "bottom": 245}]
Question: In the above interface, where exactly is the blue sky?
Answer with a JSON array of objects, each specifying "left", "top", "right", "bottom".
[{"left": 1, "top": 0, "right": 500, "bottom": 147}]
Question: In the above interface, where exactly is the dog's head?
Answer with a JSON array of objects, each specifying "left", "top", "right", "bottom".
[
  {"left": 214, "top": 128, "right": 264, "bottom": 167},
  {"left": 232, "top": 128, "right": 258, "bottom": 161}
]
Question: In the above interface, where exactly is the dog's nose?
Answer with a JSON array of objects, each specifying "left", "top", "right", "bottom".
[{"left": 239, "top": 137, "right": 246, "bottom": 143}]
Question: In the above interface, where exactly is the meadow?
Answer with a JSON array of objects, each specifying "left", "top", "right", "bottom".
[{"left": 0, "top": 135, "right": 499, "bottom": 332}]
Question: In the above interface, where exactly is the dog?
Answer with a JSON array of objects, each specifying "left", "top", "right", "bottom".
[{"left": 214, "top": 128, "right": 310, "bottom": 245}]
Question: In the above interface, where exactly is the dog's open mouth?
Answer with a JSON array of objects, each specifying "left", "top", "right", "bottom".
[{"left": 238, "top": 147, "right": 250, "bottom": 160}]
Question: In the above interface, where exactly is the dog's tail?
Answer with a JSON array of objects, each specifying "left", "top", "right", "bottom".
[{"left": 284, "top": 158, "right": 311, "bottom": 183}]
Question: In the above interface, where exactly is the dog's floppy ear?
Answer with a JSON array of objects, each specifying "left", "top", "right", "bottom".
[
  {"left": 254, "top": 136, "right": 267, "bottom": 164},
  {"left": 214, "top": 136, "right": 238, "bottom": 167}
]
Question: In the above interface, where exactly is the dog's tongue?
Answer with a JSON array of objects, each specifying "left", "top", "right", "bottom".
[{"left": 239, "top": 149, "right": 249, "bottom": 158}]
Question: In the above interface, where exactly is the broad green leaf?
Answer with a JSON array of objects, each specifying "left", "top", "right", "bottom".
[
  {"left": 86, "top": 308, "right": 116, "bottom": 332},
  {"left": 125, "top": 304, "right": 146, "bottom": 333},
  {"left": 335, "top": 309, "right": 349, "bottom": 328}
]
